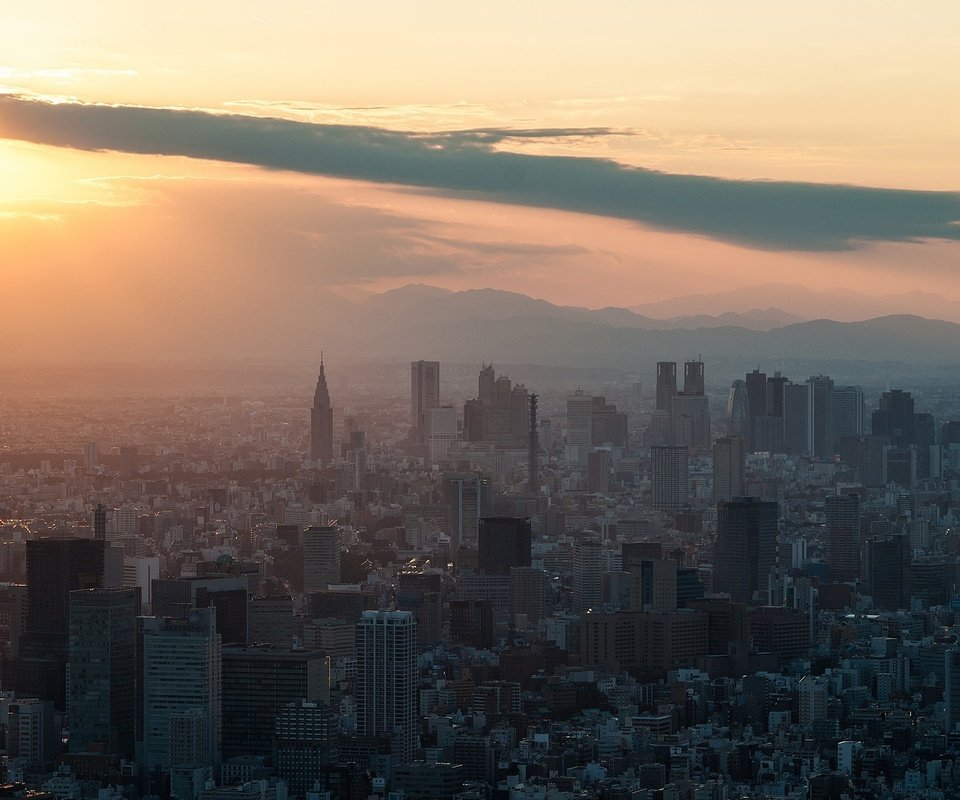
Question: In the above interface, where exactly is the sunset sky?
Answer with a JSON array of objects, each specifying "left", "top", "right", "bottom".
[{"left": 2, "top": 2, "right": 959, "bottom": 359}]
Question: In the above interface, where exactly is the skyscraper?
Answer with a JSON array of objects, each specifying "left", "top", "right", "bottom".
[
  {"left": 68, "top": 587, "right": 139, "bottom": 758},
  {"left": 411, "top": 360, "right": 440, "bottom": 444},
  {"left": 825, "top": 493, "right": 861, "bottom": 583},
  {"left": 727, "top": 380, "right": 749, "bottom": 439},
  {"left": 831, "top": 385, "right": 864, "bottom": 451},
  {"left": 655, "top": 361, "right": 677, "bottom": 412},
  {"left": 572, "top": 537, "right": 603, "bottom": 613},
  {"left": 303, "top": 525, "right": 341, "bottom": 592},
  {"left": 683, "top": 360, "right": 705, "bottom": 396},
  {"left": 142, "top": 607, "right": 222, "bottom": 773},
  {"left": 93, "top": 503, "right": 107, "bottom": 541},
  {"left": 806, "top": 375, "right": 834, "bottom": 458},
  {"left": 310, "top": 358, "right": 334, "bottom": 465},
  {"left": 946, "top": 648, "right": 960, "bottom": 733},
  {"left": 713, "top": 497, "right": 778, "bottom": 603},
  {"left": 477, "top": 517, "right": 531, "bottom": 576},
  {"left": 712, "top": 437, "right": 746, "bottom": 503},
  {"left": 355, "top": 610, "right": 418, "bottom": 764},
  {"left": 872, "top": 389, "right": 915, "bottom": 446},
  {"left": 864, "top": 532, "right": 910, "bottom": 610},
  {"left": 444, "top": 473, "right": 491, "bottom": 557},
  {"left": 782, "top": 382, "right": 809, "bottom": 455},
  {"left": 651, "top": 445, "right": 689, "bottom": 511}
]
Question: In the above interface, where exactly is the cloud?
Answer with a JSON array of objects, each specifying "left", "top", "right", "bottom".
[{"left": 1, "top": 93, "right": 959, "bottom": 251}]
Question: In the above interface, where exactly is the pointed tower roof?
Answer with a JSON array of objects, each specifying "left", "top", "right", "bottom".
[{"left": 313, "top": 356, "right": 331, "bottom": 409}]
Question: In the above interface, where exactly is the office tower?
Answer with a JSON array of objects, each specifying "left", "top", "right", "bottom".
[
  {"left": 825, "top": 494, "right": 861, "bottom": 583},
  {"left": 477, "top": 517, "right": 531, "bottom": 575},
  {"left": 222, "top": 645, "right": 329, "bottom": 758},
  {"left": 303, "top": 525, "right": 341, "bottom": 592},
  {"left": 713, "top": 497, "right": 778, "bottom": 604},
  {"left": 636, "top": 609, "right": 709, "bottom": 677},
  {"left": 727, "top": 380, "right": 749, "bottom": 438},
  {"left": 463, "top": 365, "right": 529, "bottom": 447},
  {"left": 883, "top": 446, "right": 917, "bottom": 488},
  {"left": 625, "top": 556, "right": 678, "bottom": 612},
  {"left": 766, "top": 372, "right": 788, "bottom": 419},
  {"left": 831, "top": 386, "right": 864, "bottom": 450},
  {"left": 656, "top": 361, "right": 677, "bottom": 411},
  {"left": 93, "top": 503, "right": 107, "bottom": 540},
  {"left": 590, "top": 396, "right": 628, "bottom": 447},
  {"left": 118, "top": 446, "right": 138, "bottom": 477},
  {"left": 449, "top": 599, "right": 495, "bottom": 648},
  {"left": 527, "top": 393, "right": 539, "bottom": 494},
  {"left": 572, "top": 537, "right": 603, "bottom": 612},
  {"left": 872, "top": 389, "right": 915, "bottom": 446},
  {"left": 0, "top": 583, "right": 27, "bottom": 657},
  {"left": 587, "top": 450, "right": 611, "bottom": 493},
  {"left": 683, "top": 360, "right": 705, "bottom": 396},
  {"left": 152, "top": 575, "right": 249, "bottom": 644},
  {"left": 509, "top": 566, "right": 550, "bottom": 625},
  {"left": 142, "top": 607, "right": 222, "bottom": 773},
  {"left": 864, "top": 533, "right": 910, "bottom": 610},
  {"left": 650, "top": 445, "right": 689, "bottom": 511},
  {"left": 566, "top": 390, "right": 594, "bottom": 463},
  {"left": 250, "top": 595, "right": 296, "bottom": 647},
  {"left": 782, "top": 382, "right": 809, "bottom": 455},
  {"left": 310, "top": 358, "right": 334, "bottom": 465},
  {"left": 6, "top": 698, "right": 57, "bottom": 768},
  {"left": 712, "top": 437, "right": 746, "bottom": 502},
  {"left": 82, "top": 441, "right": 99, "bottom": 469},
  {"left": 8, "top": 537, "right": 106, "bottom": 709},
  {"left": 946, "top": 649, "right": 960, "bottom": 733},
  {"left": 806, "top": 375, "right": 834, "bottom": 457},
  {"left": 68, "top": 588, "right": 138, "bottom": 759},
  {"left": 799, "top": 675, "right": 829, "bottom": 728},
  {"left": 745, "top": 368, "right": 767, "bottom": 446},
  {"left": 355, "top": 610, "right": 418, "bottom": 764},
  {"left": 411, "top": 360, "right": 440, "bottom": 444},
  {"left": 443, "top": 473, "right": 490, "bottom": 556},
  {"left": 670, "top": 393, "right": 711, "bottom": 449},
  {"left": 274, "top": 701, "right": 340, "bottom": 796},
  {"left": 423, "top": 406, "right": 458, "bottom": 463}
]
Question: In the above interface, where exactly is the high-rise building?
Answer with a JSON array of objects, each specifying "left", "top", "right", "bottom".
[
  {"left": 650, "top": 445, "right": 689, "bottom": 512},
  {"left": 799, "top": 675, "right": 829, "bottom": 729},
  {"left": 6, "top": 698, "right": 57, "bottom": 768},
  {"left": 946, "top": 649, "right": 960, "bottom": 733},
  {"left": 152, "top": 575, "right": 249, "bottom": 645},
  {"left": 68, "top": 587, "right": 139, "bottom": 758},
  {"left": 303, "top": 526, "right": 341, "bottom": 593},
  {"left": 221, "top": 645, "right": 329, "bottom": 758},
  {"left": 831, "top": 386, "right": 864, "bottom": 451},
  {"left": 727, "top": 380, "right": 749, "bottom": 439},
  {"left": 443, "top": 473, "right": 491, "bottom": 557},
  {"left": 142, "top": 607, "right": 222, "bottom": 773},
  {"left": 806, "top": 375, "right": 834, "bottom": 458},
  {"left": 670, "top": 394, "right": 711, "bottom": 449},
  {"left": 683, "top": 360, "right": 705, "bottom": 396},
  {"left": 93, "top": 503, "right": 107, "bottom": 540},
  {"left": 411, "top": 360, "right": 440, "bottom": 444},
  {"left": 274, "top": 701, "right": 340, "bottom": 796},
  {"left": 712, "top": 437, "right": 746, "bottom": 502},
  {"left": 509, "top": 566, "right": 550, "bottom": 625},
  {"left": 566, "top": 390, "right": 594, "bottom": 464},
  {"left": 423, "top": 406, "right": 459, "bottom": 464},
  {"left": 310, "top": 358, "right": 334, "bottom": 465},
  {"left": 572, "top": 537, "right": 603, "bottom": 613},
  {"left": 250, "top": 595, "right": 296, "bottom": 647},
  {"left": 713, "top": 497, "right": 778, "bottom": 604},
  {"left": 477, "top": 517, "right": 531, "bottom": 576},
  {"left": 449, "top": 598, "right": 494, "bottom": 648},
  {"left": 782, "top": 382, "right": 809, "bottom": 455},
  {"left": 864, "top": 532, "right": 910, "bottom": 610},
  {"left": 586, "top": 449, "right": 611, "bottom": 494},
  {"left": 118, "top": 446, "right": 138, "bottom": 477},
  {"left": 656, "top": 362, "right": 677, "bottom": 412},
  {"left": 825, "top": 494, "right": 861, "bottom": 583},
  {"left": 463, "top": 365, "right": 529, "bottom": 447},
  {"left": 355, "top": 610, "right": 418, "bottom": 764},
  {"left": 872, "top": 389, "right": 915, "bottom": 446}
]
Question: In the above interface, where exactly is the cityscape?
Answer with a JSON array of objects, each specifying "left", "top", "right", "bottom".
[{"left": 2, "top": 3, "right": 960, "bottom": 800}]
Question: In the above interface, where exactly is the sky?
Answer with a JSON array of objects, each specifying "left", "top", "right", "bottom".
[{"left": 1, "top": 2, "right": 959, "bottom": 359}]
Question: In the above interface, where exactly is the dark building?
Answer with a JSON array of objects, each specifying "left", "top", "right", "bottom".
[
  {"left": 807, "top": 375, "right": 834, "bottom": 458},
  {"left": 152, "top": 576, "right": 249, "bottom": 644},
  {"left": 864, "top": 533, "right": 911, "bottom": 611},
  {"left": 683, "top": 360, "right": 705, "bottom": 396},
  {"left": 656, "top": 361, "right": 677, "bottom": 412},
  {"left": 310, "top": 358, "right": 334, "bottom": 465},
  {"left": 478, "top": 517, "right": 532, "bottom": 576},
  {"left": 748, "top": 606, "right": 810, "bottom": 663},
  {"left": 221, "top": 645, "right": 329, "bottom": 759},
  {"left": 872, "top": 389, "right": 915, "bottom": 446},
  {"left": 392, "top": 762, "right": 464, "bottom": 800},
  {"left": 307, "top": 589, "right": 379, "bottom": 621},
  {"left": 411, "top": 359, "right": 441, "bottom": 444},
  {"left": 826, "top": 493, "right": 861, "bottom": 583},
  {"left": 68, "top": 587, "right": 139, "bottom": 758},
  {"left": 713, "top": 497, "right": 778, "bottom": 604},
  {"left": 273, "top": 701, "right": 339, "bottom": 796},
  {"left": 782, "top": 382, "right": 809, "bottom": 455},
  {"left": 449, "top": 599, "right": 494, "bottom": 649},
  {"left": 463, "top": 365, "right": 529, "bottom": 446},
  {"left": 6, "top": 537, "right": 106, "bottom": 709}
]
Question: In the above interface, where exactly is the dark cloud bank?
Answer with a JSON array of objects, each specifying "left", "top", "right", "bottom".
[{"left": 1, "top": 94, "right": 958, "bottom": 251}]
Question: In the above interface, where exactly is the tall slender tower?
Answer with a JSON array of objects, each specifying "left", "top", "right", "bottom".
[
  {"left": 310, "top": 356, "right": 334, "bottom": 465},
  {"left": 527, "top": 393, "right": 539, "bottom": 495},
  {"left": 410, "top": 360, "right": 440, "bottom": 444}
]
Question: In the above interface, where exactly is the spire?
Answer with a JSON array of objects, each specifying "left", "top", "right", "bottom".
[{"left": 313, "top": 357, "right": 330, "bottom": 409}]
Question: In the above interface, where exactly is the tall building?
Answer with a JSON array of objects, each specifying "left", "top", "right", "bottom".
[
  {"left": 806, "top": 375, "right": 834, "bottom": 458},
  {"left": 93, "top": 503, "right": 107, "bottom": 541},
  {"left": 831, "top": 386, "right": 864, "bottom": 451},
  {"left": 221, "top": 645, "right": 329, "bottom": 758},
  {"left": 7, "top": 537, "right": 106, "bottom": 709},
  {"left": 872, "top": 389, "right": 915, "bottom": 446},
  {"left": 565, "top": 390, "right": 594, "bottom": 463},
  {"left": 274, "top": 701, "right": 340, "bottom": 796},
  {"left": 6, "top": 698, "right": 57, "bottom": 768},
  {"left": 463, "top": 365, "right": 529, "bottom": 447},
  {"left": 310, "top": 358, "right": 334, "bottom": 465},
  {"left": 572, "top": 537, "right": 603, "bottom": 613},
  {"left": 443, "top": 473, "right": 491, "bottom": 557},
  {"left": 650, "top": 445, "right": 689, "bottom": 511},
  {"left": 586, "top": 449, "right": 611, "bottom": 494},
  {"left": 656, "top": 362, "right": 677, "bottom": 412},
  {"left": 946, "top": 649, "right": 960, "bottom": 733},
  {"left": 782, "top": 382, "right": 809, "bottom": 455},
  {"left": 142, "top": 607, "right": 222, "bottom": 773},
  {"left": 864, "top": 532, "right": 910, "bottom": 610},
  {"left": 411, "top": 360, "right": 440, "bottom": 444},
  {"left": 683, "top": 360, "right": 705, "bottom": 396},
  {"left": 477, "top": 517, "right": 531, "bottom": 576},
  {"left": 670, "top": 393, "right": 711, "bottom": 449},
  {"left": 423, "top": 406, "right": 459, "bottom": 464},
  {"left": 68, "top": 587, "right": 139, "bottom": 758},
  {"left": 303, "top": 526, "right": 341, "bottom": 593},
  {"left": 712, "top": 437, "right": 746, "bottom": 502},
  {"left": 727, "top": 380, "right": 749, "bottom": 439},
  {"left": 118, "top": 446, "right": 138, "bottom": 477},
  {"left": 713, "top": 497, "right": 778, "bottom": 604},
  {"left": 825, "top": 494, "right": 861, "bottom": 583},
  {"left": 355, "top": 610, "right": 418, "bottom": 764}
]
